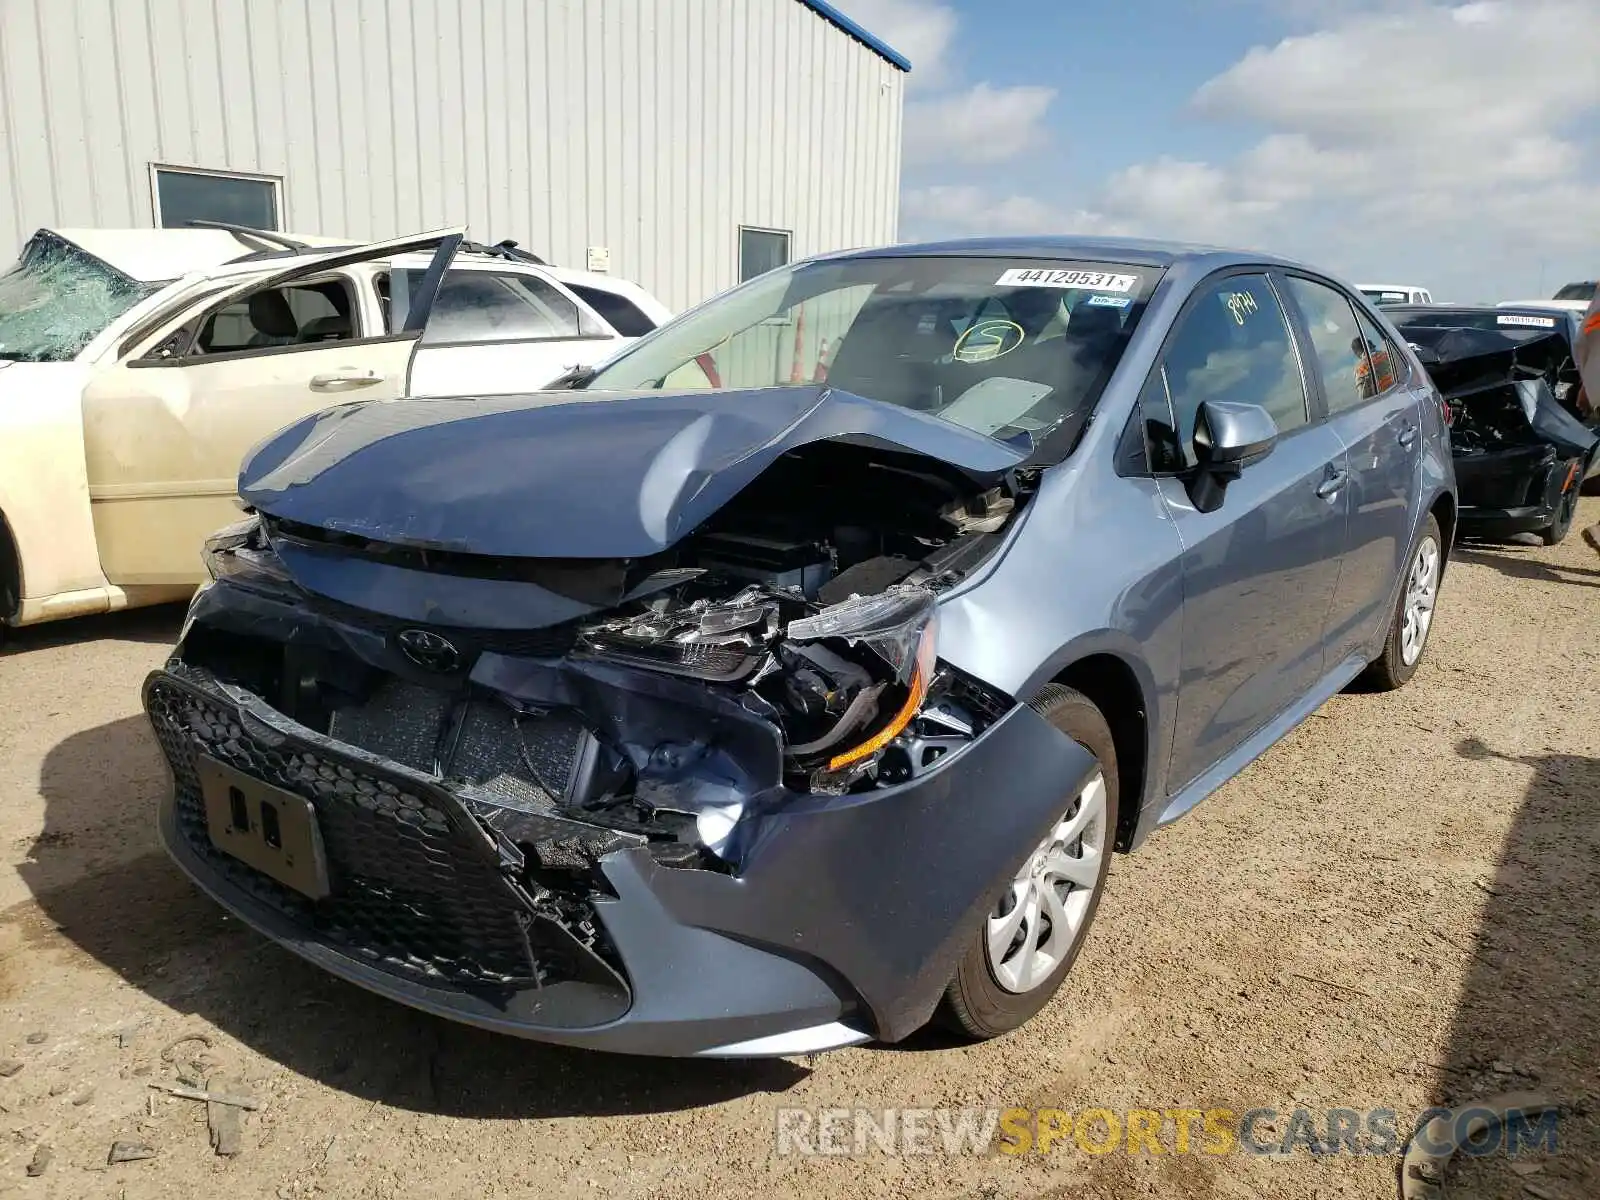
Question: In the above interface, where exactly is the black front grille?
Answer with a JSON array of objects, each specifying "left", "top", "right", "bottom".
[{"left": 147, "top": 671, "right": 550, "bottom": 990}]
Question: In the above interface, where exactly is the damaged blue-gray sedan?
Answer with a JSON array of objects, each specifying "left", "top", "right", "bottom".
[{"left": 145, "top": 237, "right": 1456, "bottom": 1057}]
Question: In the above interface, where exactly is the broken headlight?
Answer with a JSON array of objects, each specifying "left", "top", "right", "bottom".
[
  {"left": 201, "top": 515, "right": 292, "bottom": 591},
  {"left": 787, "top": 588, "right": 940, "bottom": 777},
  {"left": 786, "top": 588, "right": 936, "bottom": 683},
  {"left": 579, "top": 587, "right": 779, "bottom": 682}
]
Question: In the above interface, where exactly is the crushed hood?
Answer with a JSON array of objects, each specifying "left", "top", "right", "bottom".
[
  {"left": 239, "top": 386, "right": 1027, "bottom": 559},
  {"left": 1408, "top": 326, "right": 1570, "bottom": 398},
  {"left": 1410, "top": 327, "right": 1598, "bottom": 466}
]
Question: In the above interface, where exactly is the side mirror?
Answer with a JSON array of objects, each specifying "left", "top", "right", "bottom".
[{"left": 1185, "top": 400, "right": 1278, "bottom": 513}]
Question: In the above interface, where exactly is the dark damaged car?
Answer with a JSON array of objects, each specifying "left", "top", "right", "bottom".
[
  {"left": 1389, "top": 307, "right": 1598, "bottom": 544},
  {"left": 145, "top": 239, "right": 1457, "bottom": 1056}
]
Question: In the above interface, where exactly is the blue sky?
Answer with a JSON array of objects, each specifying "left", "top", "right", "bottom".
[{"left": 841, "top": 0, "right": 1600, "bottom": 302}]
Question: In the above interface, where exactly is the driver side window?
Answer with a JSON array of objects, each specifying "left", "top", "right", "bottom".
[
  {"left": 1140, "top": 273, "right": 1308, "bottom": 471},
  {"left": 188, "top": 280, "right": 358, "bottom": 357}
]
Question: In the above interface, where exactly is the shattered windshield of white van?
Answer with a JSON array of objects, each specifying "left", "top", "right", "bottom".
[{"left": 0, "top": 231, "right": 159, "bottom": 362}]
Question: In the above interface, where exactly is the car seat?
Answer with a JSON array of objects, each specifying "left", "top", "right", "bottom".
[
  {"left": 825, "top": 299, "right": 958, "bottom": 408},
  {"left": 247, "top": 291, "right": 300, "bottom": 347},
  {"left": 297, "top": 313, "right": 353, "bottom": 343}
]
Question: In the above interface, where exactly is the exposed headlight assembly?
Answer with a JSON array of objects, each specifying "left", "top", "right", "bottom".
[{"left": 787, "top": 588, "right": 940, "bottom": 776}]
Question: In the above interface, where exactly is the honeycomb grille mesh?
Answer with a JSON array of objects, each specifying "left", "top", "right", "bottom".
[{"left": 146, "top": 673, "right": 545, "bottom": 989}]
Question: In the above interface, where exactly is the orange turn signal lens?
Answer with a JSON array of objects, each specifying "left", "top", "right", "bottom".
[{"left": 826, "top": 624, "right": 938, "bottom": 772}]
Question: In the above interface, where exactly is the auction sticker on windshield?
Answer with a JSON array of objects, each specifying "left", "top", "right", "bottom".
[
  {"left": 997, "top": 268, "right": 1139, "bottom": 292},
  {"left": 1498, "top": 314, "right": 1557, "bottom": 329}
]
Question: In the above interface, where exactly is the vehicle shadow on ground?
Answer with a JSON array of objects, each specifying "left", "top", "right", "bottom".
[
  {"left": 1433, "top": 738, "right": 1600, "bottom": 1194},
  {"left": 23, "top": 715, "right": 809, "bottom": 1119},
  {"left": 0, "top": 604, "right": 186, "bottom": 654},
  {"left": 1452, "top": 543, "right": 1600, "bottom": 589}
]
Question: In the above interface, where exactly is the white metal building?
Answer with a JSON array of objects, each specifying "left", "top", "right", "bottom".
[{"left": 0, "top": 0, "right": 907, "bottom": 312}]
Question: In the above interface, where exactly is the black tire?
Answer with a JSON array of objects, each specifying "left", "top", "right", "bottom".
[
  {"left": 937, "top": 684, "right": 1120, "bottom": 1040},
  {"left": 1540, "top": 484, "right": 1578, "bottom": 546},
  {"left": 1363, "top": 513, "right": 1443, "bottom": 691}
]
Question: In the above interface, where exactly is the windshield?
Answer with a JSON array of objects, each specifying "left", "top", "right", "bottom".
[
  {"left": 0, "top": 231, "right": 160, "bottom": 362},
  {"left": 1553, "top": 282, "right": 1596, "bottom": 302},
  {"left": 586, "top": 255, "right": 1157, "bottom": 454}
]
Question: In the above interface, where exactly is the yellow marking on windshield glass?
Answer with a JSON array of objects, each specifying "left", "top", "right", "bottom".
[{"left": 954, "top": 319, "right": 1025, "bottom": 363}]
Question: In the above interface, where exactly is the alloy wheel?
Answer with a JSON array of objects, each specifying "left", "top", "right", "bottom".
[
  {"left": 986, "top": 771, "right": 1108, "bottom": 994},
  {"left": 1400, "top": 535, "right": 1440, "bottom": 667}
]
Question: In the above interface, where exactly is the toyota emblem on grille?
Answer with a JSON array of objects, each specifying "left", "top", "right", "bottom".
[{"left": 396, "top": 628, "right": 460, "bottom": 672}]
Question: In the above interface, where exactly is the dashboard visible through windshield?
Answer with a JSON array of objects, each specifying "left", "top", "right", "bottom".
[{"left": 585, "top": 255, "right": 1158, "bottom": 457}]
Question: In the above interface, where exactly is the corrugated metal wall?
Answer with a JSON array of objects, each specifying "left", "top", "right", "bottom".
[{"left": 0, "top": 0, "right": 903, "bottom": 311}]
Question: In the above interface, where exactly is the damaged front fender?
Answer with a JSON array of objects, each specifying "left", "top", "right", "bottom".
[{"left": 602, "top": 700, "right": 1097, "bottom": 1042}]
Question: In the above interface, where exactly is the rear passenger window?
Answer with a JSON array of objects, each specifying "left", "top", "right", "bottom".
[
  {"left": 1142, "top": 273, "right": 1308, "bottom": 470},
  {"left": 1285, "top": 277, "right": 1372, "bottom": 414},
  {"left": 427, "top": 272, "right": 589, "bottom": 343},
  {"left": 385, "top": 270, "right": 604, "bottom": 344},
  {"left": 1353, "top": 308, "right": 1402, "bottom": 395}
]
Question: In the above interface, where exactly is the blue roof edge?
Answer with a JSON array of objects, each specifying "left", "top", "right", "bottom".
[{"left": 795, "top": 0, "right": 912, "bottom": 71}]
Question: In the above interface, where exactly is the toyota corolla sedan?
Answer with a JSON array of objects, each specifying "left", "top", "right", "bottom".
[{"left": 145, "top": 238, "right": 1456, "bottom": 1057}]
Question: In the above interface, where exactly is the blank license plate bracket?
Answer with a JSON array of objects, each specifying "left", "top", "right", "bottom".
[{"left": 198, "top": 755, "right": 332, "bottom": 900}]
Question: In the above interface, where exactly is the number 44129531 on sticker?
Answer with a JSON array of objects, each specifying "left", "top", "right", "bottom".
[{"left": 996, "top": 268, "right": 1139, "bottom": 293}]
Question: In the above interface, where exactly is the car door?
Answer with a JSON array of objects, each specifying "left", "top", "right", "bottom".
[
  {"left": 1141, "top": 271, "right": 1352, "bottom": 792},
  {"left": 82, "top": 230, "right": 463, "bottom": 586},
  {"left": 399, "top": 264, "right": 622, "bottom": 397},
  {"left": 1280, "top": 276, "right": 1422, "bottom": 669}
]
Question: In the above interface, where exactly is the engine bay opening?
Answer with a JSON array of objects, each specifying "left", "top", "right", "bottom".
[{"left": 182, "top": 439, "right": 1029, "bottom": 872}]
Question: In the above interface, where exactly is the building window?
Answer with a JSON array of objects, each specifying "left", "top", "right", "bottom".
[
  {"left": 739, "top": 227, "right": 791, "bottom": 283},
  {"left": 152, "top": 165, "right": 282, "bottom": 232}
]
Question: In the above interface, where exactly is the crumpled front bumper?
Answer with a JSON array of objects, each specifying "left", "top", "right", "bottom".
[{"left": 145, "top": 664, "right": 1094, "bottom": 1057}]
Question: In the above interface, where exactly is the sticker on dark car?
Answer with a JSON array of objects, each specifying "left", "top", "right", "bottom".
[{"left": 996, "top": 268, "right": 1138, "bottom": 292}]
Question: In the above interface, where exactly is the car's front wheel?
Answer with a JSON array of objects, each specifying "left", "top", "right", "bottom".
[{"left": 937, "top": 685, "right": 1119, "bottom": 1040}]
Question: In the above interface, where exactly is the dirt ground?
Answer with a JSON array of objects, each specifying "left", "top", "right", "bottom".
[{"left": 1, "top": 512, "right": 1597, "bottom": 1200}]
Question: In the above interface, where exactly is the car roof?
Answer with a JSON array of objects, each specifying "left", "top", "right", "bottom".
[
  {"left": 1388, "top": 303, "right": 1549, "bottom": 314},
  {"left": 811, "top": 235, "right": 1309, "bottom": 272},
  {"left": 1386, "top": 303, "right": 1574, "bottom": 321},
  {"left": 1357, "top": 283, "right": 1428, "bottom": 292},
  {"left": 51, "top": 227, "right": 351, "bottom": 282},
  {"left": 48, "top": 226, "right": 599, "bottom": 288},
  {"left": 1498, "top": 298, "right": 1590, "bottom": 313}
]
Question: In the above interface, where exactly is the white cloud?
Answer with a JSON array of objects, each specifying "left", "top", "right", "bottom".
[
  {"left": 1196, "top": 1, "right": 1600, "bottom": 144},
  {"left": 836, "top": 0, "right": 958, "bottom": 87},
  {"left": 840, "top": 0, "right": 1057, "bottom": 170},
  {"left": 898, "top": 0, "right": 1600, "bottom": 298},
  {"left": 1189, "top": 0, "right": 1600, "bottom": 195},
  {"left": 901, "top": 185, "right": 1125, "bottom": 238},
  {"left": 903, "top": 84, "right": 1057, "bottom": 167}
]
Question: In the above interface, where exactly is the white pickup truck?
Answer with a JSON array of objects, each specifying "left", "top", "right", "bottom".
[{"left": 0, "top": 225, "right": 670, "bottom": 632}]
